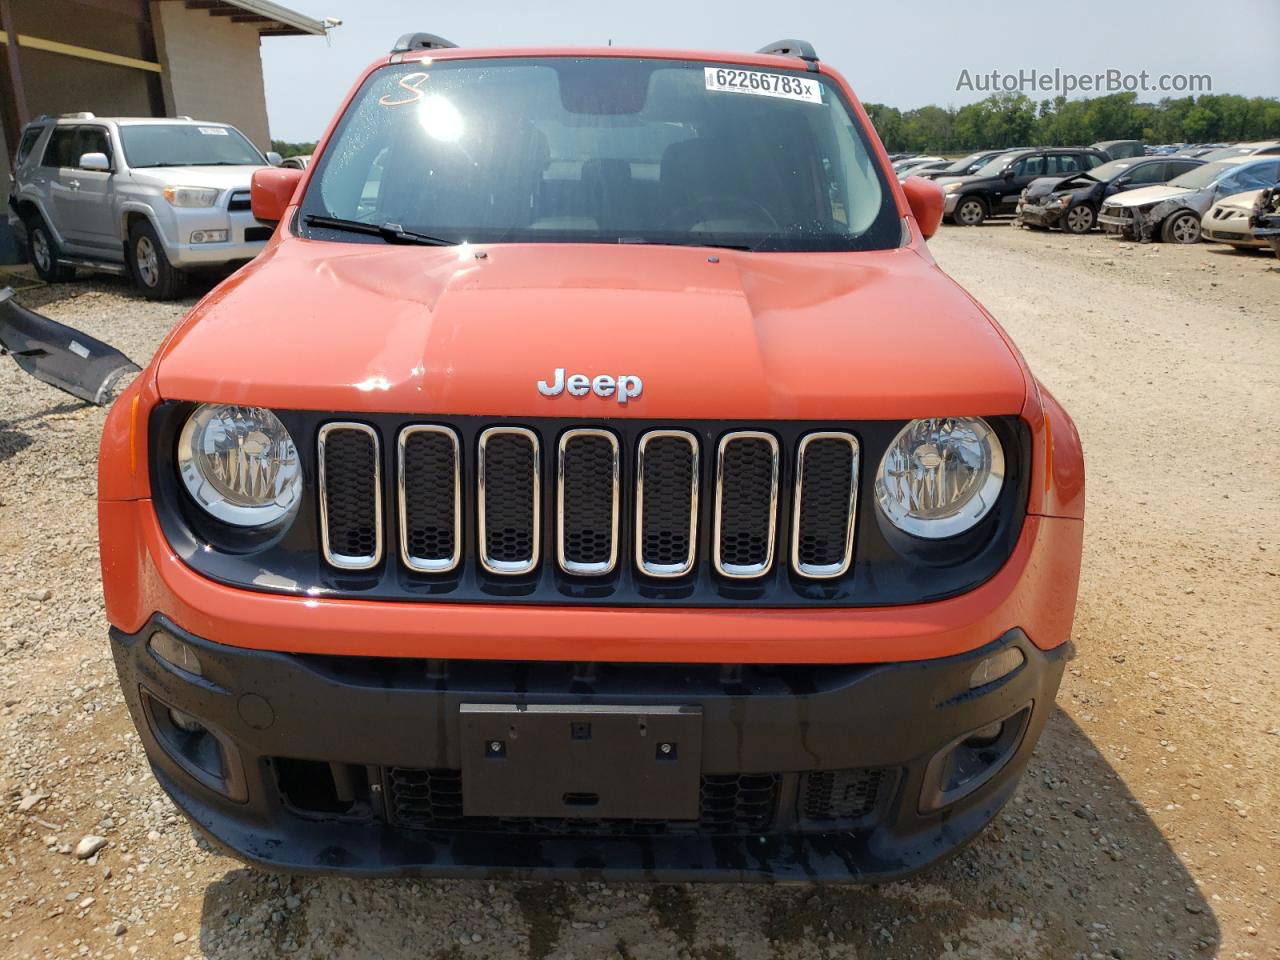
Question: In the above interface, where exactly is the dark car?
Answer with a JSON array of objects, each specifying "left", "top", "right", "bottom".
[
  {"left": 1092, "top": 140, "right": 1145, "bottom": 160},
  {"left": 940, "top": 148, "right": 1110, "bottom": 226},
  {"left": 1016, "top": 156, "right": 1204, "bottom": 233},
  {"left": 913, "top": 149, "right": 1017, "bottom": 181}
]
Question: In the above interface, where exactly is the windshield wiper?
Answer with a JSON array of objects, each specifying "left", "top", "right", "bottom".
[
  {"left": 616, "top": 237, "right": 755, "bottom": 251},
  {"left": 304, "top": 215, "right": 457, "bottom": 246}
]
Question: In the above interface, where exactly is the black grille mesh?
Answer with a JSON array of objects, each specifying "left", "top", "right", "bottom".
[
  {"left": 482, "top": 432, "right": 536, "bottom": 566},
  {"left": 385, "top": 768, "right": 780, "bottom": 836},
  {"left": 801, "top": 768, "right": 886, "bottom": 822},
  {"left": 402, "top": 430, "right": 457, "bottom": 565},
  {"left": 322, "top": 429, "right": 378, "bottom": 562},
  {"left": 796, "top": 437, "right": 856, "bottom": 571},
  {"left": 639, "top": 435, "right": 696, "bottom": 572},
  {"left": 560, "top": 434, "right": 616, "bottom": 568},
  {"left": 717, "top": 437, "right": 776, "bottom": 571}
]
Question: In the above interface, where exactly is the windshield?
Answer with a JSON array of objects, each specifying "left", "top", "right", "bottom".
[
  {"left": 299, "top": 58, "right": 898, "bottom": 252},
  {"left": 1169, "top": 160, "right": 1236, "bottom": 189},
  {"left": 942, "top": 152, "right": 986, "bottom": 173},
  {"left": 120, "top": 124, "right": 264, "bottom": 168},
  {"left": 971, "top": 151, "right": 1023, "bottom": 178}
]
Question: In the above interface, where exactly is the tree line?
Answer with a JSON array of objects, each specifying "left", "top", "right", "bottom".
[
  {"left": 270, "top": 140, "right": 318, "bottom": 158},
  {"left": 864, "top": 92, "right": 1280, "bottom": 154}
]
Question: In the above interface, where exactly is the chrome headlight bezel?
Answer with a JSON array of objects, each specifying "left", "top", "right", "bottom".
[
  {"left": 875, "top": 417, "right": 1006, "bottom": 540},
  {"left": 176, "top": 403, "right": 302, "bottom": 528}
]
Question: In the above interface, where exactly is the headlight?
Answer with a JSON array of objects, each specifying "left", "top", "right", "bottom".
[
  {"left": 944, "top": 182, "right": 963, "bottom": 193},
  {"left": 875, "top": 418, "right": 1005, "bottom": 539},
  {"left": 1057, "top": 194, "right": 1072, "bottom": 207},
  {"left": 177, "top": 404, "right": 301, "bottom": 527},
  {"left": 163, "top": 186, "right": 220, "bottom": 208}
]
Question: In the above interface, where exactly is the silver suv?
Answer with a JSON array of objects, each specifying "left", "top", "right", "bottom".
[{"left": 7, "top": 114, "right": 274, "bottom": 299}]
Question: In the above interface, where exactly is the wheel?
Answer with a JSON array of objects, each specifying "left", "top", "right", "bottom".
[
  {"left": 954, "top": 196, "right": 987, "bottom": 226},
  {"left": 24, "top": 214, "right": 75, "bottom": 283},
  {"left": 1161, "top": 210, "right": 1201, "bottom": 244},
  {"left": 127, "top": 220, "right": 188, "bottom": 300},
  {"left": 1062, "top": 203, "right": 1095, "bottom": 234}
]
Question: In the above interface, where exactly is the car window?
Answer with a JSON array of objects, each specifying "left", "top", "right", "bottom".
[
  {"left": 1084, "top": 153, "right": 1105, "bottom": 168},
  {"left": 75, "top": 127, "right": 112, "bottom": 167},
  {"left": 15, "top": 126, "right": 44, "bottom": 166},
  {"left": 118, "top": 124, "right": 264, "bottom": 167},
  {"left": 1047, "top": 154, "right": 1082, "bottom": 175},
  {"left": 302, "top": 57, "right": 901, "bottom": 253},
  {"left": 1125, "top": 162, "right": 1167, "bottom": 185},
  {"left": 41, "top": 128, "right": 79, "bottom": 168},
  {"left": 1011, "top": 154, "right": 1044, "bottom": 176},
  {"left": 1166, "top": 160, "right": 1201, "bottom": 177}
]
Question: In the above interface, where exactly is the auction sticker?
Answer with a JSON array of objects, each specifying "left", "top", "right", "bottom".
[
  {"left": 704, "top": 67, "right": 822, "bottom": 104},
  {"left": 198, "top": 126, "right": 229, "bottom": 136}
]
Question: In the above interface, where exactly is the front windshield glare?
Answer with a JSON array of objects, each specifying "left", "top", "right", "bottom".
[
  {"left": 120, "top": 124, "right": 264, "bottom": 167},
  {"left": 1168, "top": 161, "right": 1233, "bottom": 189},
  {"left": 971, "top": 152, "right": 1022, "bottom": 178},
  {"left": 301, "top": 58, "right": 898, "bottom": 252}
]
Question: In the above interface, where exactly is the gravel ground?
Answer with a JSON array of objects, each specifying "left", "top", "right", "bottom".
[{"left": 1, "top": 226, "right": 1277, "bottom": 960}]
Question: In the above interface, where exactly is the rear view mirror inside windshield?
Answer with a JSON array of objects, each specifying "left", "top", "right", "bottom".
[{"left": 557, "top": 59, "right": 657, "bottom": 115}]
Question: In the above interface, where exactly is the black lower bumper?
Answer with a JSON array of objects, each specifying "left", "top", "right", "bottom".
[
  {"left": 110, "top": 618, "right": 1065, "bottom": 882},
  {"left": 1017, "top": 204, "right": 1061, "bottom": 227}
]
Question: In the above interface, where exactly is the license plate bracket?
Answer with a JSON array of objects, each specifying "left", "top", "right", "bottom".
[{"left": 459, "top": 704, "right": 703, "bottom": 820}]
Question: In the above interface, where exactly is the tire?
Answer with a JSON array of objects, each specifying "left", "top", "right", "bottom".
[
  {"left": 954, "top": 196, "right": 987, "bottom": 226},
  {"left": 1161, "top": 210, "right": 1201, "bottom": 244},
  {"left": 127, "top": 220, "right": 188, "bottom": 300},
  {"left": 24, "top": 215, "right": 76, "bottom": 283},
  {"left": 1063, "top": 203, "right": 1095, "bottom": 234}
]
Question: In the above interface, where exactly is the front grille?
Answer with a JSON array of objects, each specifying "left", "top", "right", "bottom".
[
  {"left": 228, "top": 190, "right": 251, "bottom": 211},
  {"left": 801, "top": 768, "right": 887, "bottom": 823},
  {"left": 243, "top": 226, "right": 273, "bottom": 242},
  {"left": 557, "top": 429, "right": 619, "bottom": 574},
  {"left": 478, "top": 427, "right": 540, "bottom": 574},
  {"left": 714, "top": 432, "right": 780, "bottom": 577},
  {"left": 384, "top": 767, "right": 780, "bottom": 835},
  {"left": 792, "top": 433, "right": 859, "bottom": 578},
  {"left": 318, "top": 423, "right": 382, "bottom": 569},
  {"left": 398, "top": 426, "right": 460, "bottom": 572},
  {"left": 636, "top": 430, "right": 698, "bottom": 577}
]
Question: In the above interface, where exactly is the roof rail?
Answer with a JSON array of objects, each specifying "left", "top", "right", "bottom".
[
  {"left": 757, "top": 39, "right": 819, "bottom": 69},
  {"left": 391, "top": 32, "right": 458, "bottom": 54},
  {"left": 59, "top": 112, "right": 96, "bottom": 120}
]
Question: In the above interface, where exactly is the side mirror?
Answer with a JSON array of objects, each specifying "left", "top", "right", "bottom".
[
  {"left": 251, "top": 167, "right": 303, "bottom": 223},
  {"left": 79, "top": 153, "right": 110, "bottom": 172},
  {"left": 1001, "top": 168, "right": 1015, "bottom": 180},
  {"left": 901, "top": 176, "right": 944, "bottom": 239},
  {"left": 265, "top": 151, "right": 283, "bottom": 167}
]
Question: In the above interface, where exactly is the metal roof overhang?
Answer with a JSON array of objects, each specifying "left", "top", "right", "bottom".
[{"left": 165, "top": 0, "right": 326, "bottom": 37}]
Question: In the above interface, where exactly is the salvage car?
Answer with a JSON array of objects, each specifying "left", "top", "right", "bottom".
[
  {"left": 1098, "top": 155, "right": 1280, "bottom": 243},
  {"left": 1017, "top": 156, "right": 1203, "bottom": 233},
  {"left": 940, "top": 147, "right": 1109, "bottom": 226},
  {"left": 98, "top": 35, "right": 1084, "bottom": 882},
  {"left": 1202, "top": 190, "right": 1272, "bottom": 249},
  {"left": 913, "top": 149, "right": 1015, "bottom": 180},
  {"left": 1091, "top": 139, "right": 1144, "bottom": 160},
  {"left": 1251, "top": 186, "right": 1280, "bottom": 258},
  {"left": 7, "top": 114, "right": 273, "bottom": 299}
]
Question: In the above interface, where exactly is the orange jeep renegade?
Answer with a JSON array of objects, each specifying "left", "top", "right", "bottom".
[{"left": 98, "top": 35, "right": 1085, "bottom": 881}]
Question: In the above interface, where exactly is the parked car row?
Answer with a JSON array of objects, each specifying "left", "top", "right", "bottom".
[{"left": 5, "top": 112, "right": 281, "bottom": 299}]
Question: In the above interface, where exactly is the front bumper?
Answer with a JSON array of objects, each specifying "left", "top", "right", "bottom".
[
  {"left": 1016, "top": 201, "right": 1061, "bottom": 227},
  {"left": 111, "top": 617, "right": 1066, "bottom": 881},
  {"left": 942, "top": 192, "right": 960, "bottom": 214},
  {"left": 161, "top": 207, "right": 270, "bottom": 270}
]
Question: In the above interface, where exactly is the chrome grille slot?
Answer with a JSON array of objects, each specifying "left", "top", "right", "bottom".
[
  {"left": 714, "top": 432, "right": 780, "bottom": 578},
  {"left": 398, "top": 426, "right": 461, "bottom": 573},
  {"left": 478, "top": 427, "right": 540, "bottom": 575},
  {"left": 792, "top": 432, "right": 859, "bottom": 578},
  {"left": 557, "top": 429, "right": 620, "bottom": 575},
  {"left": 318, "top": 423, "right": 382, "bottom": 570},
  {"left": 635, "top": 430, "right": 699, "bottom": 578}
]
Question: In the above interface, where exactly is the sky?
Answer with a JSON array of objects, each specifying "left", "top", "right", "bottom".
[{"left": 261, "top": 0, "right": 1280, "bottom": 143}]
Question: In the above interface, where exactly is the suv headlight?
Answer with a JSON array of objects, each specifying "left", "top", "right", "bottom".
[
  {"left": 163, "top": 186, "right": 220, "bottom": 208},
  {"left": 875, "top": 417, "right": 1005, "bottom": 539},
  {"left": 177, "top": 404, "right": 301, "bottom": 527}
]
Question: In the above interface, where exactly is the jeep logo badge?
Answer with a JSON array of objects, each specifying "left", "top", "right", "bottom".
[{"left": 537, "top": 368, "right": 643, "bottom": 405}]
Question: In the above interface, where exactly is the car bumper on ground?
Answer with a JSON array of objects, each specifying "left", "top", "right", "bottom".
[{"left": 110, "top": 616, "right": 1066, "bottom": 882}]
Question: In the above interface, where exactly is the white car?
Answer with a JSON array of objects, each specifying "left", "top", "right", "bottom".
[
  {"left": 1097, "top": 155, "right": 1280, "bottom": 243},
  {"left": 1202, "top": 190, "right": 1271, "bottom": 249},
  {"left": 7, "top": 114, "right": 273, "bottom": 299}
]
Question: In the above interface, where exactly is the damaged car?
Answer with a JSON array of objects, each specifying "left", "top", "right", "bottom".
[
  {"left": 1098, "top": 155, "right": 1280, "bottom": 243},
  {"left": 940, "top": 147, "right": 1109, "bottom": 226},
  {"left": 1017, "top": 156, "right": 1202, "bottom": 234},
  {"left": 1202, "top": 190, "right": 1273, "bottom": 250},
  {"left": 1251, "top": 186, "right": 1280, "bottom": 258}
]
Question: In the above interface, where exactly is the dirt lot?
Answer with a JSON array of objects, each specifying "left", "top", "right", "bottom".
[{"left": 1, "top": 224, "right": 1277, "bottom": 960}]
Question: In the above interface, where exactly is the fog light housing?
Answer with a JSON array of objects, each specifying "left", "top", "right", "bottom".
[
  {"left": 920, "top": 706, "right": 1031, "bottom": 813},
  {"left": 189, "top": 229, "right": 228, "bottom": 244}
]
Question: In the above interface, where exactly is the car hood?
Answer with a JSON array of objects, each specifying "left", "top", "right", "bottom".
[
  {"left": 128, "top": 164, "right": 266, "bottom": 192},
  {"left": 1210, "top": 189, "right": 1265, "bottom": 212},
  {"left": 1023, "top": 175, "right": 1077, "bottom": 199},
  {"left": 1103, "top": 184, "right": 1194, "bottom": 208},
  {"left": 155, "top": 239, "right": 1029, "bottom": 420}
]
